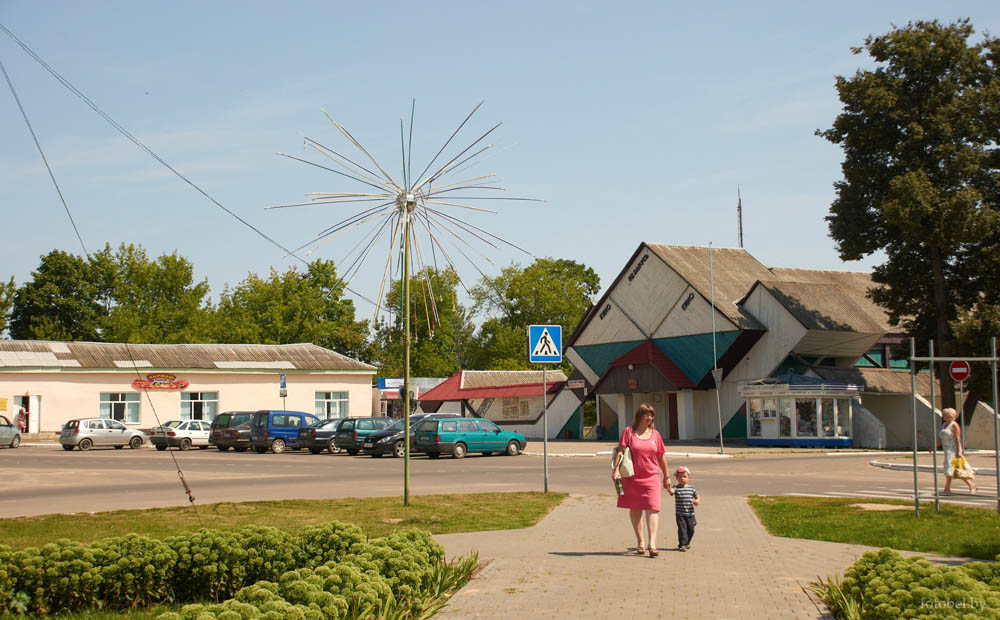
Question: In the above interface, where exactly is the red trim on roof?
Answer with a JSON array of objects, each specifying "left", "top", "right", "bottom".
[
  {"left": 419, "top": 370, "right": 564, "bottom": 401},
  {"left": 593, "top": 339, "right": 696, "bottom": 391}
]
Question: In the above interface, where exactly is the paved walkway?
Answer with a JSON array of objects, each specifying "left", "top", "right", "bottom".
[{"left": 434, "top": 492, "right": 969, "bottom": 620}]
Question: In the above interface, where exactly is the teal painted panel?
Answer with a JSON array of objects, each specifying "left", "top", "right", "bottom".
[
  {"left": 652, "top": 331, "right": 740, "bottom": 382},
  {"left": 720, "top": 410, "right": 746, "bottom": 439},
  {"left": 771, "top": 355, "right": 810, "bottom": 378},
  {"left": 571, "top": 340, "right": 645, "bottom": 378},
  {"left": 558, "top": 405, "right": 582, "bottom": 439}
]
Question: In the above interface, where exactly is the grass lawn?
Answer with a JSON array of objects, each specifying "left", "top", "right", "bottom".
[
  {"left": 748, "top": 495, "right": 1000, "bottom": 560},
  {"left": 0, "top": 491, "right": 566, "bottom": 549}
]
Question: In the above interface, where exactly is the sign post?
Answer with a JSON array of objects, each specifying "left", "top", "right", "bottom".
[
  {"left": 528, "top": 325, "right": 562, "bottom": 493},
  {"left": 950, "top": 361, "right": 971, "bottom": 451},
  {"left": 280, "top": 373, "right": 287, "bottom": 410}
]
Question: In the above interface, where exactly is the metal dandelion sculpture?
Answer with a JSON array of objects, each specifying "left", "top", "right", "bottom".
[{"left": 272, "top": 100, "right": 542, "bottom": 504}]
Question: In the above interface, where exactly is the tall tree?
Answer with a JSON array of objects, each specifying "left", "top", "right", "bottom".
[
  {"left": 374, "top": 267, "right": 473, "bottom": 377},
  {"left": 469, "top": 257, "right": 601, "bottom": 372},
  {"left": 10, "top": 250, "right": 103, "bottom": 341},
  {"left": 0, "top": 276, "right": 15, "bottom": 337},
  {"left": 94, "top": 244, "right": 213, "bottom": 344},
  {"left": 819, "top": 20, "right": 1000, "bottom": 414},
  {"left": 213, "top": 260, "right": 371, "bottom": 361}
]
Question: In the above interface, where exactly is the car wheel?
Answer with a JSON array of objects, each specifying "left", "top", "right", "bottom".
[
  {"left": 309, "top": 447, "right": 322, "bottom": 454},
  {"left": 179, "top": 438, "right": 191, "bottom": 451},
  {"left": 217, "top": 445, "right": 230, "bottom": 451},
  {"left": 129, "top": 436, "right": 143, "bottom": 449},
  {"left": 253, "top": 446, "right": 267, "bottom": 454},
  {"left": 347, "top": 449, "right": 359, "bottom": 456},
  {"left": 452, "top": 443, "right": 467, "bottom": 459},
  {"left": 393, "top": 440, "right": 405, "bottom": 458},
  {"left": 235, "top": 447, "right": 248, "bottom": 453},
  {"left": 156, "top": 444, "right": 168, "bottom": 451},
  {"left": 79, "top": 438, "right": 93, "bottom": 451},
  {"left": 10, "top": 435, "right": 21, "bottom": 449},
  {"left": 427, "top": 452, "right": 440, "bottom": 459},
  {"left": 506, "top": 441, "right": 521, "bottom": 456},
  {"left": 62, "top": 443, "right": 74, "bottom": 451},
  {"left": 271, "top": 439, "right": 286, "bottom": 454},
  {"left": 114, "top": 445, "right": 124, "bottom": 449},
  {"left": 328, "top": 440, "right": 341, "bottom": 454}
]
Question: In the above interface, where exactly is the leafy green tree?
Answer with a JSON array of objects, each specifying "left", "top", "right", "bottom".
[
  {"left": 96, "top": 243, "right": 213, "bottom": 343},
  {"left": 374, "top": 267, "right": 473, "bottom": 377},
  {"left": 213, "top": 260, "right": 371, "bottom": 361},
  {"left": 469, "top": 258, "right": 600, "bottom": 372},
  {"left": 0, "top": 276, "right": 15, "bottom": 337},
  {"left": 819, "top": 19, "right": 1000, "bottom": 413},
  {"left": 10, "top": 250, "right": 103, "bottom": 341}
]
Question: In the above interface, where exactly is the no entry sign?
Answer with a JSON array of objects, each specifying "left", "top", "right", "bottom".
[{"left": 949, "top": 360, "right": 971, "bottom": 383}]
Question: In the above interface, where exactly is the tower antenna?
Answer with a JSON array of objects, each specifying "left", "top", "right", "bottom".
[{"left": 737, "top": 186, "right": 743, "bottom": 248}]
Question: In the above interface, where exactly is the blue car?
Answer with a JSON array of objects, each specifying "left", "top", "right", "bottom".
[
  {"left": 414, "top": 417, "right": 526, "bottom": 459},
  {"left": 249, "top": 410, "right": 320, "bottom": 454}
]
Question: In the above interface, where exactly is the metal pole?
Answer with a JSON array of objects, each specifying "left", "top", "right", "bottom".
[
  {"left": 709, "top": 243, "right": 724, "bottom": 454},
  {"left": 910, "top": 338, "right": 919, "bottom": 517},
  {"left": 930, "top": 340, "right": 939, "bottom": 512},
  {"left": 992, "top": 337, "right": 999, "bottom": 515},
  {"left": 959, "top": 380, "right": 965, "bottom": 453},
  {"left": 403, "top": 211, "right": 411, "bottom": 507},
  {"left": 543, "top": 364, "right": 549, "bottom": 493}
]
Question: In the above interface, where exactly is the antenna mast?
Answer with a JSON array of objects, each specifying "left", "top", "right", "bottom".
[{"left": 737, "top": 186, "right": 743, "bottom": 248}]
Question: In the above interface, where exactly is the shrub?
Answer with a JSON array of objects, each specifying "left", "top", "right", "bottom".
[
  {"left": 166, "top": 529, "right": 248, "bottom": 602},
  {"left": 237, "top": 525, "right": 297, "bottom": 585},
  {"left": 94, "top": 533, "right": 178, "bottom": 608},
  {"left": 5, "top": 540, "right": 103, "bottom": 614},
  {"left": 297, "top": 521, "right": 366, "bottom": 568}
]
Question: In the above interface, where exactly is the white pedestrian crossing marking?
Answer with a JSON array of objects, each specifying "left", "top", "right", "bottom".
[{"left": 531, "top": 327, "right": 558, "bottom": 357}]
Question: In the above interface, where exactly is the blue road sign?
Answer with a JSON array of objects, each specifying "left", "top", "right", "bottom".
[
  {"left": 280, "top": 373, "right": 286, "bottom": 389},
  {"left": 528, "top": 324, "right": 562, "bottom": 363}
]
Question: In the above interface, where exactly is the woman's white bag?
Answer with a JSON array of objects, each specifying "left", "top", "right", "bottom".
[{"left": 616, "top": 446, "right": 634, "bottom": 478}]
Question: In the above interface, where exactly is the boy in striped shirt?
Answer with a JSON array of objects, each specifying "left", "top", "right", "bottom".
[{"left": 673, "top": 466, "right": 699, "bottom": 551}]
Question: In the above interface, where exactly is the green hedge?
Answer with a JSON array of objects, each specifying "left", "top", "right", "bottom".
[
  {"left": 0, "top": 521, "right": 457, "bottom": 617},
  {"left": 815, "top": 548, "right": 1000, "bottom": 619}
]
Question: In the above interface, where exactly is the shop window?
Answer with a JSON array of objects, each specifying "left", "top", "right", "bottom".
[
  {"left": 796, "top": 399, "right": 817, "bottom": 437},
  {"left": 100, "top": 393, "right": 140, "bottom": 424},
  {"left": 748, "top": 399, "right": 762, "bottom": 437},
  {"left": 316, "top": 391, "right": 349, "bottom": 419},
  {"left": 836, "top": 398, "right": 852, "bottom": 436},
  {"left": 181, "top": 392, "right": 218, "bottom": 421},
  {"left": 821, "top": 399, "right": 836, "bottom": 437},
  {"left": 778, "top": 399, "right": 793, "bottom": 437}
]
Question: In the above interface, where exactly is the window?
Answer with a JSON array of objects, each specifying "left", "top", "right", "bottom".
[
  {"left": 181, "top": 392, "right": 218, "bottom": 421},
  {"left": 796, "top": 399, "right": 817, "bottom": 437},
  {"left": 748, "top": 399, "right": 762, "bottom": 437},
  {"left": 100, "top": 393, "right": 140, "bottom": 424},
  {"left": 479, "top": 420, "right": 500, "bottom": 432},
  {"left": 315, "top": 392, "right": 349, "bottom": 419},
  {"left": 459, "top": 420, "right": 478, "bottom": 432},
  {"left": 357, "top": 419, "right": 374, "bottom": 430},
  {"left": 440, "top": 421, "right": 458, "bottom": 432},
  {"left": 107, "top": 420, "right": 127, "bottom": 431},
  {"left": 88, "top": 419, "right": 105, "bottom": 430},
  {"left": 778, "top": 399, "right": 793, "bottom": 437},
  {"left": 821, "top": 399, "right": 836, "bottom": 437},
  {"left": 836, "top": 399, "right": 852, "bottom": 436},
  {"left": 272, "top": 415, "right": 301, "bottom": 428}
]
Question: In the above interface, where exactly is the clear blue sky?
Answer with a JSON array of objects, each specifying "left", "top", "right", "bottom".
[{"left": 2, "top": 2, "right": 998, "bottom": 321}]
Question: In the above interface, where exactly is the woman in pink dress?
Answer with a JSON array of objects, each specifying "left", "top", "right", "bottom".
[{"left": 611, "top": 403, "right": 672, "bottom": 557}]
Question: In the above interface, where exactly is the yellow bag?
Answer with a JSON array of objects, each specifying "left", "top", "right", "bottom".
[{"left": 952, "top": 457, "right": 975, "bottom": 480}]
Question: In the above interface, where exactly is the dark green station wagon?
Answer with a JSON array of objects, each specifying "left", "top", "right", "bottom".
[{"left": 414, "top": 417, "right": 526, "bottom": 459}]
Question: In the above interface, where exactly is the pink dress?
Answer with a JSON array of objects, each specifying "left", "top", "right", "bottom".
[{"left": 616, "top": 426, "right": 666, "bottom": 511}]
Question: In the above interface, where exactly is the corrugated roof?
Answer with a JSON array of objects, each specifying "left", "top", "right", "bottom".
[
  {"left": 0, "top": 341, "right": 375, "bottom": 372},
  {"left": 645, "top": 244, "right": 775, "bottom": 330},
  {"left": 752, "top": 280, "right": 889, "bottom": 333},
  {"left": 811, "top": 367, "right": 939, "bottom": 396},
  {"left": 765, "top": 268, "right": 890, "bottom": 332}
]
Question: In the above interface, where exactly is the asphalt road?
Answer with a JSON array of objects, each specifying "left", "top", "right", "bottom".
[{"left": 1, "top": 444, "right": 995, "bottom": 518}]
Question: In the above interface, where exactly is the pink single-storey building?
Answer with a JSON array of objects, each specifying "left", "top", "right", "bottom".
[{"left": 0, "top": 341, "right": 375, "bottom": 435}]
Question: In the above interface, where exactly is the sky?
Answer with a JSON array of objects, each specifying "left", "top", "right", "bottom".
[{"left": 2, "top": 1, "right": 999, "bottom": 325}]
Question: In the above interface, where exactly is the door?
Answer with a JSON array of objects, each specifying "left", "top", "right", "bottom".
[
  {"left": 192, "top": 420, "right": 211, "bottom": 445},
  {"left": 458, "top": 419, "right": 481, "bottom": 451},
  {"left": 667, "top": 393, "right": 679, "bottom": 441},
  {"left": 88, "top": 419, "right": 108, "bottom": 445},
  {"left": 477, "top": 419, "right": 504, "bottom": 452},
  {"left": 106, "top": 419, "right": 129, "bottom": 444}
]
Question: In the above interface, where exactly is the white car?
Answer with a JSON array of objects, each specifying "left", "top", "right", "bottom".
[{"left": 149, "top": 419, "right": 211, "bottom": 451}]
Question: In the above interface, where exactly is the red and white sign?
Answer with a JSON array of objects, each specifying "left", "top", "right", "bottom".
[
  {"left": 132, "top": 373, "right": 189, "bottom": 390},
  {"left": 949, "top": 361, "right": 971, "bottom": 383},
  {"left": 567, "top": 379, "right": 585, "bottom": 389}
]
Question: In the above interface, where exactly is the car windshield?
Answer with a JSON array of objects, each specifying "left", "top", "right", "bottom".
[
  {"left": 213, "top": 414, "right": 232, "bottom": 427},
  {"left": 164, "top": 421, "right": 184, "bottom": 429}
]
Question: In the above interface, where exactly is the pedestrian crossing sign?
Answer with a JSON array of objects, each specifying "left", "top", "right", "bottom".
[{"left": 528, "top": 324, "right": 562, "bottom": 363}]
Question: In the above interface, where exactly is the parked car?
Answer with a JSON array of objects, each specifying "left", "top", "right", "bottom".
[
  {"left": 59, "top": 418, "right": 146, "bottom": 451},
  {"left": 363, "top": 413, "right": 461, "bottom": 458},
  {"left": 209, "top": 411, "right": 254, "bottom": 452},
  {"left": 0, "top": 415, "right": 20, "bottom": 449},
  {"left": 249, "top": 410, "right": 320, "bottom": 454},
  {"left": 414, "top": 417, "right": 526, "bottom": 459},
  {"left": 149, "top": 419, "right": 212, "bottom": 451},
  {"left": 334, "top": 417, "right": 392, "bottom": 455},
  {"left": 297, "top": 417, "right": 348, "bottom": 454}
]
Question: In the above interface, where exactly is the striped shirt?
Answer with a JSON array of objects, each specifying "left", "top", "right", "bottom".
[{"left": 674, "top": 485, "right": 698, "bottom": 516}]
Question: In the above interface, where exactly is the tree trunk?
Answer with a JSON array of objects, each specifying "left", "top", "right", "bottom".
[{"left": 930, "top": 244, "right": 956, "bottom": 409}]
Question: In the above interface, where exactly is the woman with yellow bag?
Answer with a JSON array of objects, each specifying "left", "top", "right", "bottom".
[{"left": 940, "top": 408, "right": 976, "bottom": 494}]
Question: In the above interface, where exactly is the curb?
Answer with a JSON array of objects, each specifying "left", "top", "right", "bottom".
[{"left": 869, "top": 459, "right": 998, "bottom": 477}]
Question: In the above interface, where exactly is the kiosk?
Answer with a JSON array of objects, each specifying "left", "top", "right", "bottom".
[{"left": 740, "top": 374, "right": 860, "bottom": 447}]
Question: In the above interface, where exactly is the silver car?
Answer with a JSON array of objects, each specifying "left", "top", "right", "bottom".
[
  {"left": 0, "top": 415, "right": 21, "bottom": 448},
  {"left": 60, "top": 418, "right": 145, "bottom": 451}
]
